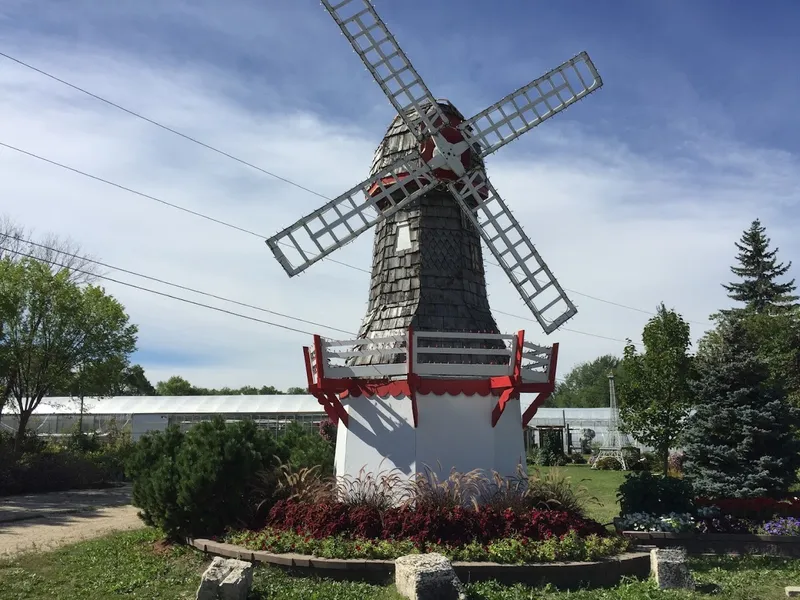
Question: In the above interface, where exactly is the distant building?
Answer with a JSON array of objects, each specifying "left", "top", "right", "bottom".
[{"left": 1, "top": 397, "right": 642, "bottom": 450}]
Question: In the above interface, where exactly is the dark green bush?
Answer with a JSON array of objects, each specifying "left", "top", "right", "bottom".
[
  {"left": 594, "top": 456, "right": 622, "bottom": 470},
  {"left": 279, "top": 421, "right": 335, "bottom": 475},
  {"left": 0, "top": 449, "right": 108, "bottom": 496},
  {"left": 617, "top": 471, "right": 694, "bottom": 516},
  {"left": 571, "top": 453, "right": 588, "bottom": 465},
  {"left": 127, "top": 417, "right": 286, "bottom": 540},
  {"left": 621, "top": 446, "right": 641, "bottom": 466},
  {"left": 65, "top": 425, "right": 102, "bottom": 454}
]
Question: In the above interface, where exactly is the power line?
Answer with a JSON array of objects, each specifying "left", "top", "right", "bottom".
[
  {"left": 0, "top": 50, "right": 709, "bottom": 326},
  {"left": 9, "top": 237, "right": 358, "bottom": 337},
  {"left": 0, "top": 141, "right": 370, "bottom": 276},
  {"left": 0, "top": 51, "right": 332, "bottom": 203},
  {"left": 1, "top": 246, "right": 320, "bottom": 337},
  {"left": 0, "top": 140, "right": 641, "bottom": 345},
  {"left": 2, "top": 243, "right": 571, "bottom": 381}
]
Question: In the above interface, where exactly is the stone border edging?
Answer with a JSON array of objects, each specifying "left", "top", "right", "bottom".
[
  {"left": 622, "top": 531, "right": 800, "bottom": 558},
  {"left": 188, "top": 538, "right": 650, "bottom": 588}
]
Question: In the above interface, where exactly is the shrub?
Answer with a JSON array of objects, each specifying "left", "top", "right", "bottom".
[
  {"left": 65, "top": 425, "right": 102, "bottom": 454},
  {"left": 614, "top": 512, "right": 695, "bottom": 533},
  {"left": 617, "top": 472, "right": 694, "bottom": 516},
  {"left": 595, "top": 456, "right": 622, "bottom": 471},
  {"left": 226, "top": 527, "right": 628, "bottom": 564},
  {"left": 762, "top": 517, "right": 800, "bottom": 536},
  {"left": 266, "top": 499, "right": 607, "bottom": 547},
  {"left": 318, "top": 419, "right": 336, "bottom": 444},
  {"left": 127, "top": 417, "right": 286, "bottom": 540},
  {"left": 621, "top": 446, "right": 641, "bottom": 466},
  {"left": 526, "top": 468, "right": 595, "bottom": 517},
  {"left": 570, "top": 453, "right": 588, "bottom": 465},
  {"left": 280, "top": 421, "right": 335, "bottom": 475},
  {"left": 694, "top": 496, "right": 800, "bottom": 521},
  {"left": 0, "top": 448, "right": 111, "bottom": 496}
]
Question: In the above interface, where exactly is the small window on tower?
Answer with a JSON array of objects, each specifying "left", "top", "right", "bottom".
[{"left": 396, "top": 221, "right": 412, "bottom": 252}]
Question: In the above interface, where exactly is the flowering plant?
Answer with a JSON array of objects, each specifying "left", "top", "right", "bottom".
[
  {"left": 614, "top": 512, "right": 695, "bottom": 533},
  {"left": 266, "top": 499, "right": 607, "bottom": 547},
  {"left": 761, "top": 517, "right": 800, "bottom": 536},
  {"left": 224, "top": 528, "right": 630, "bottom": 564}
]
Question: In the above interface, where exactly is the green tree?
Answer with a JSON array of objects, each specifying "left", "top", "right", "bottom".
[
  {"left": 155, "top": 375, "right": 196, "bottom": 396},
  {"left": 618, "top": 303, "right": 694, "bottom": 474},
  {"left": 1, "top": 258, "right": 137, "bottom": 453},
  {"left": 546, "top": 355, "right": 621, "bottom": 408},
  {"left": 57, "top": 355, "right": 129, "bottom": 431},
  {"left": 115, "top": 364, "right": 156, "bottom": 395},
  {"left": 280, "top": 421, "right": 335, "bottom": 474},
  {"left": 723, "top": 219, "right": 797, "bottom": 314},
  {"left": 684, "top": 318, "right": 800, "bottom": 498},
  {"left": 285, "top": 386, "right": 308, "bottom": 395}
]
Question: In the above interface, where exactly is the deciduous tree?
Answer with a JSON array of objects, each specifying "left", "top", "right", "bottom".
[
  {"left": 546, "top": 355, "right": 622, "bottom": 408},
  {"left": 1, "top": 258, "right": 137, "bottom": 453},
  {"left": 618, "top": 303, "right": 694, "bottom": 474}
]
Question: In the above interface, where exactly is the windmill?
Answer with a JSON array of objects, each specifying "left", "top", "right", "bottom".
[
  {"left": 267, "top": 0, "right": 604, "bottom": 482},
  {"left": 592, "top": 373, "right": 632, "bottom": 470}
]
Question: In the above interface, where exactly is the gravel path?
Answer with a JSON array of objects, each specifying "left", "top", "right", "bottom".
[{"left": 0, "top": 485, "right": 145, "bottom": 559}]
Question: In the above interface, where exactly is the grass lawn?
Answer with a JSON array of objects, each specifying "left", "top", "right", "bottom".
[
  {"left": 530, "top": 464, "right": 627, "bottom": 525},
  {"left": 3, "top": 528, "right": 800, "bottom": 599}
]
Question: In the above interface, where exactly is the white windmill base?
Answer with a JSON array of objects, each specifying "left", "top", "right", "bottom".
[{"left": 334, "top": 393, "right": 525, "bottom": 485}]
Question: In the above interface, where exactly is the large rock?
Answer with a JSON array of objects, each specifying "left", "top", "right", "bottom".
[
  {"left": 395, "top": 553, "right": 465, "bottom": 600},
  {"left": 196, "top": 557, "right": 254, "bottom": 600},
  {"left": 650, "top": 548, "right": 695, "bottom": 590}
]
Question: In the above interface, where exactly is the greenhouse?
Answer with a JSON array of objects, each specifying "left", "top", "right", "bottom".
[{"left": 0, "top": 396, "right": 625, "bottom": 451}]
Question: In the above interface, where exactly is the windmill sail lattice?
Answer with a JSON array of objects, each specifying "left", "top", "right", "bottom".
[{"left": 266, "top": 0, "right": 603, "bottom": 338}]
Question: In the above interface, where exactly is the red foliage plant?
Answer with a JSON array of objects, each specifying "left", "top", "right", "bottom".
[
  {"left": 266, "top": 499, "right": 606, "bottom": 547},
  {"left": 695, "top": 497, "right": 800, "bottom": 521}
]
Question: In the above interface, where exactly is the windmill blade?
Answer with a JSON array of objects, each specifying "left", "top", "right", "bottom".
[
  {"left": 447, "top": 173, "right": 577, "bottom": 334},
  {"left": 460, "top": 51, "right": 602, "bottom": 158},
  {"left": 267, "top": 152, "right": 436, "bottom": 277},
  {"left": 321, "top": 0, "right": 449, "bottom": 140}
]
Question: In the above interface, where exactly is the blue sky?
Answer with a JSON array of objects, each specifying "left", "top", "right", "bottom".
[{"left": 1, "top": 0, "right": 798, "bottom": 390}]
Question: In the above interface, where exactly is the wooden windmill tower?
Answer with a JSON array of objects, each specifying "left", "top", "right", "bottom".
[{"left": 267, "top": 0, "right": 603, "bottom": 481}]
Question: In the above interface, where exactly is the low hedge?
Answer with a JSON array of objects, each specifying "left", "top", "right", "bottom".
[
  {"left": 266, "top": 499, "right": 607, "bottom": 548},
  {"left": 225, "top": 528, "right": 630, "bottom": 564},
  {"left": 0, "top": 449, "right": 119, "bottom": 496}
]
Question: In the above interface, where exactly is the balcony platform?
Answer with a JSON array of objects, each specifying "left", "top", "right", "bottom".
[{"left": 301, "top": 328, "right": 560, "bottom": 481}]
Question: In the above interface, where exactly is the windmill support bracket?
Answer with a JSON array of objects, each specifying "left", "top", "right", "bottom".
[
  {"left": 303, "top": 340, "right": 350, "bottom": 428},
  {"left": 490, "top": 330, "right": 525, "bottom": 427}
]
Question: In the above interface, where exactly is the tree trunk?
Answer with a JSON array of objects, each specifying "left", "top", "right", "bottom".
[
  {"left": 662, "top": 444, "right": 669, "bottom": 476},
  {"left": 78, "top": 394, "right": 84, "bottom": 433},
  {"left": 13, "top": 410, "right": 30, "bottom": 458}
]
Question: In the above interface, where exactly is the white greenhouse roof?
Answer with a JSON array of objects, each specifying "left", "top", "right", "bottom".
[
  {"left": 33, "top": 395, "right": 325, "bottom": 415},
  {"left": 30, "top": 396, "right": 615, "bottom": 421}
]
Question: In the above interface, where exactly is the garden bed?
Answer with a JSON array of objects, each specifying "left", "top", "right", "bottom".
[
  {"left": 189, "top": 537, "right": 650, "bottom": 588},
  {"left": 622, "top": 531, "right": 800, "bottom": 557}
]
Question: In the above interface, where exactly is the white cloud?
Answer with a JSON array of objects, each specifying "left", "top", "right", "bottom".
[{"left": 1, "top": 27, "right": 798, "bottom": 391}]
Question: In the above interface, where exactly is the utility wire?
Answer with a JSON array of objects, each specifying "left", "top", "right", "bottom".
[
  {"left": 1, "top": 139, "right": 637, "bottom": 346},
  {"left": 3, "top": 243, "right": 572, "bottom": 381},
  {"left": 0, "top": 50, "right": 709, "bottom": 326},
  {"left": 1, "top": 246, "right": 320, "bottom": 337},
  {"left": 0, "top": 141, "right": 370, "bottom": 275},
  {"left": 10, "top": 237, "right": 359, "bottom": 337}
]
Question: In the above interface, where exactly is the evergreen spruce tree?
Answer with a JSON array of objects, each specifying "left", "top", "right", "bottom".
[
  {"left": 684, "top": 318, "right": 800, "bottom": 498},
  {"left": 723, "top": 219, "right": 797, "bottom": 313}
]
